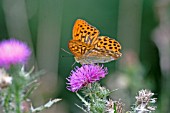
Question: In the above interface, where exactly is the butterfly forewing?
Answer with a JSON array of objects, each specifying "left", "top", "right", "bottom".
[{"left": 73, "top": 19, "right": 100, "bottom": 45}]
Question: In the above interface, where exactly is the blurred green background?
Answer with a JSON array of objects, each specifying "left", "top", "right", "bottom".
[{"left": 0, "top": 0, "right": 170, "bottom": 113}]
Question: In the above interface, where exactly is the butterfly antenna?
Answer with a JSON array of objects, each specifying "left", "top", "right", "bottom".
[
  {"left": 72, "top": 61, "right": 77, "bottom": 67},
  {"left": 61, "top": 48, "right": 77, "bottom": 67},
  {"left": 61, "top": 48, "right": 72, "bottom": 55}
]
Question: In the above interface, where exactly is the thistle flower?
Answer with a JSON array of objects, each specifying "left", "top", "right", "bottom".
[
  {"left": 67, "top": 64, "right": 108, "bottom": 92},
  {"left": 134, "top": 89, "right": 157, "bottom": 113},
  {"left": 0, "top": 38, "right": 31, "bottom": 68},
  {"left": 106, "top": 99, "right": 124, "bottom": 113}
]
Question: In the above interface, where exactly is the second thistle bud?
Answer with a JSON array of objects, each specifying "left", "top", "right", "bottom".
[
  {"left": 134, "top": 89, "right": 157, "bottom": 113},
  {"left": 0, "top": 68, "right": 12, "bottom": 89}
]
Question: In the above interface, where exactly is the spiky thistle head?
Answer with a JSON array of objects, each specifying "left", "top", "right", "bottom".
[
  {"left": 67, "top": 64, "right": 108, "bottom": 92},
  {"left": 0, "top": 38, "right": 31, "bottom": 68}
]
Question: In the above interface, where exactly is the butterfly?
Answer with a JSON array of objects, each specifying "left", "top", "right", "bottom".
[{"left": 68, "top": 19, "right": 122, "bottom": 64}]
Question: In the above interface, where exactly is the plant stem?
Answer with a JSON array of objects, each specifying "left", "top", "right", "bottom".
[
  {"left": 4, "top": 89, "right": 10, "bottom": 113},
  {"left": 15, "top": 88, "right": 21, "bottom": 113}
]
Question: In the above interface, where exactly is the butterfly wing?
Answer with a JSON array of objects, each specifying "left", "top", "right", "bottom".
[
  {"left": 80, "top": 48, "right": 114, "bottom": 64},
  {"left": 72, "top": 19, "right": 100, "bottom": 45},
  {"left": 94, "top": 36, "right": 122, "bottom": 59},
  {"left": 68, "top": 40, "right": 94, "bottom": 58}
]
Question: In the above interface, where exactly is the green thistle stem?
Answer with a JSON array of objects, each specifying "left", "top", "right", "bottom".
[
  {"left": 0, "top": 65, "right": 59, "bottom": 113},
  {"left": 4, "top": 89, "right": 11, "bottom": 113},
  {"left": 15, "top": 87, "right": 21, "bottom": 113}
]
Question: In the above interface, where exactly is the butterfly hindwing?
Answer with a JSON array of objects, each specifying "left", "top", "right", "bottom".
[{"left": 68, "top": 40, "right": 94, "bottom": 58}]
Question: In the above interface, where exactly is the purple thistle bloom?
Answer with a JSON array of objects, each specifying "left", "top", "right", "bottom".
[
  {"left": 67, "top": 64, "right": 108, "bottom": 92},
  {"left": 0, "top": 38, "right": 31, "bottom": 68}
]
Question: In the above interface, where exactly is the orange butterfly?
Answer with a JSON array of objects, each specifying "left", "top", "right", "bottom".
[{"left": 68, "top": 19, "right": 122, "bottom": 64}]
